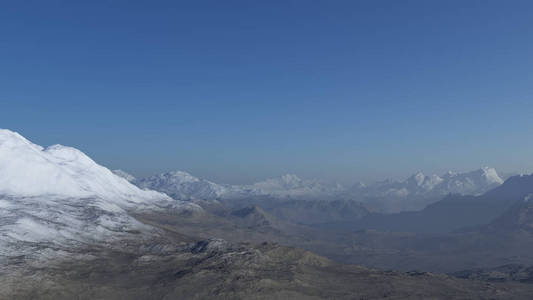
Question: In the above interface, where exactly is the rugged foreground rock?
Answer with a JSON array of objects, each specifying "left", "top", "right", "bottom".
[{"left": 3, "top": 235, "right": 533, "bottom": 300}]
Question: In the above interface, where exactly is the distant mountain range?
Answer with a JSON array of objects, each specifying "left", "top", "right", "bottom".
[
  {"left": 118, "top": 170, "right": 344, "bottom": 201},
  {"left": 346, "top": 174, "right": 532, "bottom": 234},
  {"left": 115, "top": 167, "right": 505, "bottom": 213},
  {"left": 347, "top": 167, "right": 504, "bottom": 212},
  {"left": 335, "top": 174, "right": 533, "bottom": 272}
]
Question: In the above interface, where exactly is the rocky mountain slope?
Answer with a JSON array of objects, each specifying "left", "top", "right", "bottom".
[{"left": 6, "top": 237, "right": 533, "bottom": 300}]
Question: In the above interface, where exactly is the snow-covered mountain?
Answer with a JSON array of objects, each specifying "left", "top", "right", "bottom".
[
  {"left": 439, "top": 167, "right": 503, "bottom": 194},
  {"left": 0, "top": 129, "right": 197, "bottom": 259},
  {"left": 135, "top": 171, "right": 233, "bottom": 201},
  {"left": 348, "top": 167, "right": 504, "bottom": 212}
]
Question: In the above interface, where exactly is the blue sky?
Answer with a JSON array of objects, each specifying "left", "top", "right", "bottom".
[{"left": 1, "top": 1, "right": 533, "bottom": 184}]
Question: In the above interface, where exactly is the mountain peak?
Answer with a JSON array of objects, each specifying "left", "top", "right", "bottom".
[
  {"left": 165, "top": 170, "right": 201, "bottom": 182},
  {"left": 409, "top": 172, "right": 426, "bottom": 186},
  {"left": 136, "top": 170, "right": 228, "bottom": 201},
  {"left": 350, "top": 167, "right": 506, "bottom": 212},
  {"left": 0, "top": 128, "right": 167, "bottom": 202},
  {"left": 477, "top": 167, "right": 504, "bottom": 184},
  {"left": 0, "top": 129, "right": 42, "bottom": 151},
  {"left": 0, "top": 128, "right": 27, "bottom": 140}
]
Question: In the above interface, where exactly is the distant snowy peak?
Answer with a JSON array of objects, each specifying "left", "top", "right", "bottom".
[
  {"left": 135, "top": 170, "right": 230, "bottom": 201},
  {"left": 252, "top": 174, "right": 309, "bottom": 191},
  {"left": 404, "top": 172, "right": 444, "bottom": 191},
  {"left": 440, "top": 167, "right": 503, "bottom": 195},
  {"left": 354, "top": 167, "right": 503, "bottom": 197},
  {"left": 475, "top": 167, "right": 504, "bottom": 184},
  {"left": 113, "top": 169, "right": 136, "bottom": 182},
  {"left": 446, "top": 166, "right": 503, "bottom": 183},
  {"left": 348, "top": 167, "right": 505, "bottom": 212}
]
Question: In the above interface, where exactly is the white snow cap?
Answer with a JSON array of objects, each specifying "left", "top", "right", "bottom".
[
  {"left": 0, "top": 129, "right": 167, "bottom": 205},
  {"left": 479, "top": 166, "right": 504, "bottom": 185}
]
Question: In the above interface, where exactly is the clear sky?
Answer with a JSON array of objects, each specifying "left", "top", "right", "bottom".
[{"left": 1, "top": 0, "right": 533, "bottom": 184}]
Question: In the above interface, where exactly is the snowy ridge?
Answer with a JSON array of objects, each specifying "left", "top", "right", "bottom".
[
  {"left": 134, "top": 167, "right": 502, "bottom": 210},
  {"left": 136, "top": 172, "right": 343, "bottom": 201},
  {"left": 0, "top": 129, "right": 198, "bottom": 259},
  {"left": 0, "top": 130, "right": 168, "bottom": 204},
  {"left": 136, "top": 171, "right": 232, "bottom": 201},
  {"left": 351, "top": 167, "right": 503, "bottom": 198}
]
